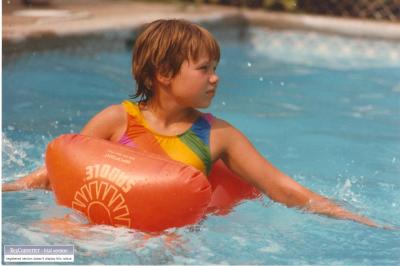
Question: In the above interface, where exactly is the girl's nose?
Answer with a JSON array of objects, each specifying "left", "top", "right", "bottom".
[{"left": 209, "top": 73, "right": 219, "bottom": 85}]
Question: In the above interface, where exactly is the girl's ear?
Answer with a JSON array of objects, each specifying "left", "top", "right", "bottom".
[{"left": 155, "top": 71, "right": 172, "bottom": 86}]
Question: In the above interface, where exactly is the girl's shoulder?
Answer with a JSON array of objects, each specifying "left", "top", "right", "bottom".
[
  {"left": 207, "top": 115, "right": 232, "bottom": 129},
  {"left": 209, "top": 116, "right": 243, "bottom": 143},
  {"left": 100, "top": 104, "right": 126, "bottom": 122},
  {"left": 80, "top": 104, "right": 127, "bottom": 141}
]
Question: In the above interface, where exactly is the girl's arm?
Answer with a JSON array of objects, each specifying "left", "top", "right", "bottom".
[
  {"left": 2, "top": 166, "right": 50, "bottom": 191},
  {"left": 2, "top": 104, "right": 126, "bottom": 192},
  {"left": 212, "top": 118, "right": 377, "bottom": 227}
]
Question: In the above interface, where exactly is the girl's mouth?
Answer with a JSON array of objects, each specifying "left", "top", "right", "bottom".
[{"left": 206, "top": 89, "right": 216, "bottom": 96}]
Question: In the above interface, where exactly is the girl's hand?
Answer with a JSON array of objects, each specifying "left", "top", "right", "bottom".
[
  {"left": 347, "top": 214, "right": 378, "bottom": 228},
  {"left": 304, "top": 198, "right": 378, "bottom": 227},
  {"left": 2, "top": 182, "right": 27, "bottom": 192}
]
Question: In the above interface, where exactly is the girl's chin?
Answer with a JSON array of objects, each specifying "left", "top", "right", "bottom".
[{"left": 195, "top": 101, "right": 212, "bottom": 109}]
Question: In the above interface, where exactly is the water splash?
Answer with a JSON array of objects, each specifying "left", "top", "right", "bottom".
[
  {"left": 2, "top": 133, "right": 31, "bottom": 168},
  {"left": 334, "top": 178, "right": 363, "bottom": 207}
]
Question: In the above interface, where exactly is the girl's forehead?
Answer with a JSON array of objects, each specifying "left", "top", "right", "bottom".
[
  {"left": 190, "top": 49, "right": 215, "bottom": 63},
  {"left": 188, "top": 56, "right": 216, "bottom": 67}
]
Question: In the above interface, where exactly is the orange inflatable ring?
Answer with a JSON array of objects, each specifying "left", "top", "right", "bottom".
[
  {"left": 207, "top": 160, "right": 260, "bottom": 215},
  {"left": 46, "top": 134, "right": 259, "bottom": 232}
]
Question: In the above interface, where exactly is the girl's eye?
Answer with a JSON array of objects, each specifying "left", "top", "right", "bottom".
[{"left": 198, "top": 64, "right": 217, "bottom": 72}]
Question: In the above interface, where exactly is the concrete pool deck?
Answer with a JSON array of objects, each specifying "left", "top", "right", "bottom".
[{"left": 3, "top": 0, "right": 400, "bottom": 45}]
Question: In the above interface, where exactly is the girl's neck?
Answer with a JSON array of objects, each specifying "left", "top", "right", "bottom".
[{"left": 140, "top": 97, "right": 197, "bottom": 129}]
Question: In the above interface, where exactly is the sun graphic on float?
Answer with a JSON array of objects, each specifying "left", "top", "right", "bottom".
[{"left": 71, "top": 180, "right": 131, "bottom": 228}]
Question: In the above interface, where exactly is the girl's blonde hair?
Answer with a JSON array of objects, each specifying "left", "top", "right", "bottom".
[{"left": 132, "top": 19, "right": 220, "bottom": 102}]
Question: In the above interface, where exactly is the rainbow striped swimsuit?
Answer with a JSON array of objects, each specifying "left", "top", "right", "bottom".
[{"left": 118, "top": 100, "right": 213, "bottom": 174}]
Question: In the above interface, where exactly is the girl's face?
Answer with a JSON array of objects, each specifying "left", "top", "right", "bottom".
[{"left": 169, "top": 50, "right": 219, "bottom": 109}]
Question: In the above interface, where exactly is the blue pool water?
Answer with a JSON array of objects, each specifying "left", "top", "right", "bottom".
[{"left": 3, "top": 23, "right": 400, "bottom": 264}]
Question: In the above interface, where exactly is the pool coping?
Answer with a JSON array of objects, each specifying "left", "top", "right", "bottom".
[
  {"left": 3, "top": 1, "right": 400, "bottom": 47},
  {"left": 244, "top": 9, "right": 400, "bottom": 41}
]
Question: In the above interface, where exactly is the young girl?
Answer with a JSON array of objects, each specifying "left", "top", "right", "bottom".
[{"left": 3, "top": 19, "right": 377, "bottom": 227}]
